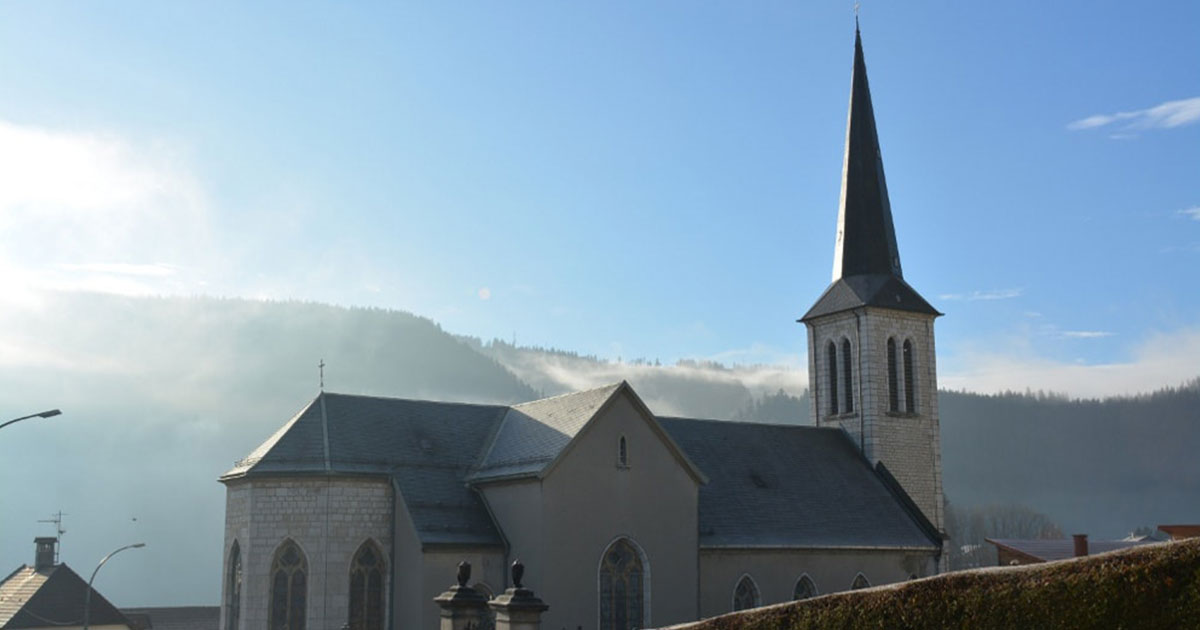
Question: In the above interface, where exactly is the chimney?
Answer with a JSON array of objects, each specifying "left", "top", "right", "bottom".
[
  {"left": 1072, "top": 534, "right": 1088, "bottom": 557},
  {"left": 34, "top": 537, "right": 57, "bottom": 571}
]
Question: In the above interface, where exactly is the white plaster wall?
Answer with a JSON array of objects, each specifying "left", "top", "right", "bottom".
[{"left": 539, "top": 393, "right": 701, "bottom": 630}]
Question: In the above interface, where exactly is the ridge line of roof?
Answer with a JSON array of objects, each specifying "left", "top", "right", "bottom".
[
  {"left": 511, "top": 381, "right": 624, "bottom": 408},
  {"left": 319, "top": 390, "right": 513, "bottom": 409},
  {"left": 657, "top": 415, "right": 830, "bottom": 430}
]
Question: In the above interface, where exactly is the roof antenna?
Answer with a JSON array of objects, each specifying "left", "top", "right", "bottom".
[
  {"left": 318, "top": 358, "right": 325, "bottom": 391},
  {"left": 37, "top": 511, "right": 67, "bottom": 563}
]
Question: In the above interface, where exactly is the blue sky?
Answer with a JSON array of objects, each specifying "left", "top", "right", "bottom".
[{"left": 1, "top": 2, "right": 1198, "bottom": 396}]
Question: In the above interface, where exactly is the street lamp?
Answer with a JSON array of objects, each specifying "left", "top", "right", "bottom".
[
  {"left": 83, "top": 542, "right": 145, "bottom": 630},
  {"left": 0, "top": 409, "right": 62, "bottom": 431}
]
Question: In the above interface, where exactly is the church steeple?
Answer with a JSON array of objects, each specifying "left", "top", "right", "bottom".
[
  {"left": 833, "top": 25, "right": 902, "bottom": 281},
  {"left": 801, "top": 26, "right": 937, "bottom": 322}
]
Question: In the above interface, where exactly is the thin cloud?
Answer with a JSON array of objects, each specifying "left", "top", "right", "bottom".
[
  {"left": 942, "top": 327, "right": 1200, "bottom": 398},
  {"left": 1060, "top": 330, "right": 1115, "bottom": 339},
  {"left": 1067, "top": 96, "right": 1200, "bottom": 133},
  {"left": 939, "top": 288, "right": 1023, "bottom": 301},
  {"left": 1179, "top": 207, "right": 1200, "bottom": 221},
  {"left": 58, "top": 262, "right": 177, "bottom": 277}
]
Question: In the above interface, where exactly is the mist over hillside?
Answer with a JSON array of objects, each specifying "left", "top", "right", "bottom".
[{"left": 0, "top": 293, "right": 1196, "bottom": 607}]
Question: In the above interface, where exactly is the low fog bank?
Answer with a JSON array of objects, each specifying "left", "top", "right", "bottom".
[
  {"left": 462, "top": 337, "right": 809, "bottom": 421},
  {"left": 1, "top": 292, "right": 1196, "bottom": 607}
]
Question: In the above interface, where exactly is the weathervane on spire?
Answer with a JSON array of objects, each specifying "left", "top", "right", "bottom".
[
  {"left": 319, "top": 359, "right": 325, "bottom": 391},
  {"left": 854, "top": 1, "right": 861, "bottom": 27}
]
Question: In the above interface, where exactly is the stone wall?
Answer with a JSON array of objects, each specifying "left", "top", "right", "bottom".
[
  {"left": 805, "top": 306, "right": 945, "bottom": 534},
  {"left": 220, "top": 476, "right": 393, "bottom": 630}
]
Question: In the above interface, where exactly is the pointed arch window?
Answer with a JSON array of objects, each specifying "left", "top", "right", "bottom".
[
  {"left": 793, "top": 574, "right": 817, "bottom": 601},
  {"left": 348, "top": 540, "right": 385, "bottom": 630},
  {"left": 827, "top": 342, "right": 839, "bottom": 415},
  {"left": 269, "top": 540, "right": 307, "bottom": 630},
  {"left": 851, "top": 573, "right": 870, "bottom": 590},
  {"left": 903, "top": 339, "right": 916, "bottom": 413},
  {"left": 887, "top": 338, "right": 899, "bottom": 412},
  {"left": 841, "top": 338, "right": 854, "bottom": 413},
  {"left": 732, "top": 575, "right": 760, "bottom": 611},
  {"left": 599, "top": 538, "right": 646, "bottom": 630},
  {"left": 225, "top": 541, "right": 241, "bottom": 630},
  {"left": 618, "top": 436, "right": 629, "bottom": 468}
]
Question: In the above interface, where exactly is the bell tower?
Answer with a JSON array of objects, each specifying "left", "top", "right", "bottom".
[{"left": 800, "top": 26, "right": 945, "bottom": 534}]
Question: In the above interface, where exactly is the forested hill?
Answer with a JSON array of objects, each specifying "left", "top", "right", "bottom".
[{"left": 939, "top": 381, "right": 1200, "bottom": 538}]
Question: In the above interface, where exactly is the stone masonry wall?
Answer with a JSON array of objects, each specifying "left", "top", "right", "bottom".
[
  {"left": 220, "top": 477, "right": 393, "bottom": 630},
  {"left": 806, "top": 307, "right": 945, "bottom": 534}
]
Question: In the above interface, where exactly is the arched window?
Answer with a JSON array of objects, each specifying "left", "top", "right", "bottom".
[
  {"left": 732, "top": 575, "right": 760, "bottom": 611},
  {"left": 841, "top": 338, "right": 854, "bottom": 413},
  {"left": 792, "top": 574, "right": 817, "bottom": 601},
  {"left": 599, "top": 538, "right": 646, "bottom": 630},
  {"left": 269, "top": 540, "right": 307, "bottom": 630},
  {"left": 851, "top": 573, "right": 870, "bottom": 590},
  {"left": 348, "top": 540, "right": 385, "bottom": 630},
  {"left": 903, "top": 339, "right": 916, "bottom": 413},
  {"left": 887, "top": 338, "right": 899, "bottom": 412},
  {"left": 827, "top": 342, "right": 839, "bottom": 415},
  {"left": 618, "top": 436, "right": 628, "bottom": 467},
  {"left": 225, "top": 541, "right": 241, "bottom": 630}
]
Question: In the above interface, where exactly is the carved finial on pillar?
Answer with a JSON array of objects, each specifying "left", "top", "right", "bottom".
[
  {"left": 434, "top": 561, "right": 488, "bottom": 630},
  {"left": 511, "top": 559, "right": 525, "bottom": 588},
  {"left": 491, "top": 560, "right": 547, "bottom": 630},
  {"left": 457, "top": 561, "right": 471, "bottom": 587}
]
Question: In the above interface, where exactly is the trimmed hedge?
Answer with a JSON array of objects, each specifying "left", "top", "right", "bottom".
[{"left": 671, "top": 539, "right": 1200, "bottom": 630}]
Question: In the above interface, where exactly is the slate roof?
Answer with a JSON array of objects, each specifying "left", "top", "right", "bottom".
[
  {"left": 121, "top": 605, "right": 218, "bottom": 630},
  {"left": 659, "top": 417, "right": 940, "bottom": 549},
  {"left": 0, "top": 564, "right": 132, "bottom": 629},
  {"left": 801, "top": 273, "right": 939, "bottom": 321},
  {"left": 469, "top": 383, "right": 623, "bottom": 481},
  {"left": 986, "top": 538, "right": 1154, "bottom": 563},
  {"left": 225, "top": 384, "right": 937, "bottom": 552},
  {"left": 222, "top": 393, "right": 509, "bottom": 547}
]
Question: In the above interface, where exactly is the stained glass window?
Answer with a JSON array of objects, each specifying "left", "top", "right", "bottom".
[
  {"left": 226, "top": 541, "right": 241, "bottom": 630},
  {"left": 599, "top": 539, "right": 645, "bottom": 630},
  {"left": 269, "top": 540, "right": 307, "bottom": 630},
  {"left": 732, "top": 576, "right": 759, "bottom": 611},
  {"left": 349, "top": 541, "right": 385, "bottom": 630},
  {"left": 792, "top": 575, "right": 816, "bottom": 601}
]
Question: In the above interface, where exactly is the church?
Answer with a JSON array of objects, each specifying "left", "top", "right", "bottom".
[{"left": 217, "top": 26, "right": 946, "bottom": 630}]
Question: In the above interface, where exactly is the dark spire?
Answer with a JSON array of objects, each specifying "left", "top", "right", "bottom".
[
  {"left": 801, "top": 26, "right": 939, "bottom": 322},
  {"left": 832, "top": 26, "right": 902, "bottom": 281}
]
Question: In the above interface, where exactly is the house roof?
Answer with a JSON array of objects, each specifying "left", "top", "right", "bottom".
[
  {"left": 121, "top": 605, "right": 219, "bottom": 630},
  {"left": 0, "top": 564, "right": 132, "bottom": 629},
  {"left": 658, "top": 417, "right": 940, "bottom": 549},
  {"left": 986, "top": 538, "right": 1154, "bottom": 562},
  {"left": 225, "top": 384, "right": 937, "bottom": 552}
]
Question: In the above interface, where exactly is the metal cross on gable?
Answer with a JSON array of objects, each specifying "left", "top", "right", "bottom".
[{"left": 319, "top": 359, "right": 325, "bottom": 391}]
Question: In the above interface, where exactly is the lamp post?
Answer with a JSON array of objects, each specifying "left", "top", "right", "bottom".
[
  {"left": 0, "top": 409, "right": 62, "bottom": 431},
  {"left": 84, "top": 542, "right": 145, "bottom": 630}
]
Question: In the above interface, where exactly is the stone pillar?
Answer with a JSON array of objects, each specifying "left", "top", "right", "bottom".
[
  {"left": 489, "top": 561, "right": 548, "bottom": 630},
  {"left": 434, "top": 561, "right": 489, "bottom": 630}
]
